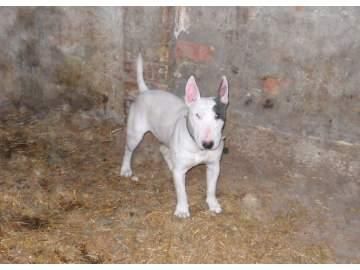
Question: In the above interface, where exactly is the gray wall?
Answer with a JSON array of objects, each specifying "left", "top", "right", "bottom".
[
  {"left": 0, "top": 7, "right": 124, "bottom": 120},
  {"left": 171, "top": 7, "right": 360, "bottom": 144},
  {"left": 1, "top": 7, "right": 359, "bottom": 144}
]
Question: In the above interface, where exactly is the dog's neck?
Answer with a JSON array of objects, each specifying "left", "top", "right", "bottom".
[{"left": 185, "top": 114, "right": 197, "bottom": 145}]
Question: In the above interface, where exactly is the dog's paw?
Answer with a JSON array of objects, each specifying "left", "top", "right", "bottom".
[
  {"left": 207, "top": 198, "right": 222, "bottom": 214},
  {"left": 120, "top": 167, "right": 132, "bottom": 177},
  {"left": 174, "top": 205, "right": 190, "bottom": 218}
]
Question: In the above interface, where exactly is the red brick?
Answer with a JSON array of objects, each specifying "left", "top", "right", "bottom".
[
  {"left": 176, "top": 40, "right": 214, "bottom": 63},
  {"left": 156, "top": 64, "right": 168, "bottom": 81},
  {"left": 124, "top": 61, "right": 133, "bottom": 73},
  {"left": 262, "top": 76, "right": 281, "bottom": 96}
]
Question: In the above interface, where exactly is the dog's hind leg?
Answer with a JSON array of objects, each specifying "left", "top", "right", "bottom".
[
  {"left": 160, "top": 145, "right": 173, "bottom": 171},
  {"left": 120, "top": 106, "right": 147, "bottom": 178},
  {"left": 120, "top": 132, "right": 144, "bottom": 177}
]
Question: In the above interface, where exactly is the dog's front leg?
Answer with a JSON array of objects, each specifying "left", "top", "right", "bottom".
[
  {"left": 173, "top": 168, "right": 190, "bottom": 218},
  {"left": 206, "top": 162, "right": 222, "bottom": 213}
]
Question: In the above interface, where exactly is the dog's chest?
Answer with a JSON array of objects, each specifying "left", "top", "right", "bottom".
[{"left": 188, "top": 150, "right": 214, "bottom": 165}]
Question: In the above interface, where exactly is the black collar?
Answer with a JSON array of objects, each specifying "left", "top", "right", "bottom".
[{"left": 185, "top": 115, "right": 197, "bottom": 144}]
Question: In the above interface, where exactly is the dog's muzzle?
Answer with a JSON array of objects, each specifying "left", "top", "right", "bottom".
[{"left": 202, "top": 141, "right": 214, "bottom": 149}]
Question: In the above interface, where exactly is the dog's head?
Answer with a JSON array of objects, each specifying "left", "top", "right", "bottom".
[{"left": 184, "top": 76, "right": 229, "bottom": 151}]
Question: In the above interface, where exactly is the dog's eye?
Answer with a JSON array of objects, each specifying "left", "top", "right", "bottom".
[
  {"left": 215, "top": 113, "right": 220, "bottom": 119},
  {"left": 195, "top": 113, "right": 201, "bottom": 119}
]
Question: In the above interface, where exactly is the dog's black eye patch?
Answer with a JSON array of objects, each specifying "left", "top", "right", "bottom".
[{"left": 213, "top": 97, "right": 227, "bottom": 121}]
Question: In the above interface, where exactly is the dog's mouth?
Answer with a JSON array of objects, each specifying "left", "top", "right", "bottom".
[{"left": 198, "top": 138, "right": 224, "bottom": 151}]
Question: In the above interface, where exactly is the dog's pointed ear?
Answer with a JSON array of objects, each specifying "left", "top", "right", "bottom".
[
  {"left": 185, "top": 76, "right": 200, "bottom": 105},
  {"left": 218, "top": 76, "right": 229, "bottom": 105}
]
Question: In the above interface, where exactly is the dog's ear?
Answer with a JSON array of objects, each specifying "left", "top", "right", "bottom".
[
  {"left": 218, "top": 76, "right": 229, "bottom": 105},
  {"left": 185, "top": 76, "right": 200, "bottom": 105}
]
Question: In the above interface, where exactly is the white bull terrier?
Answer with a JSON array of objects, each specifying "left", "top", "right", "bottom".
[{"left": 120, "top": 54, "right": 229, "bottom": 218}]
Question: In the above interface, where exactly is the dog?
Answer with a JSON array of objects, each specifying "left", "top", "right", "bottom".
[{"left": 120, "top": 54, "right": 229, "bottom": 218}]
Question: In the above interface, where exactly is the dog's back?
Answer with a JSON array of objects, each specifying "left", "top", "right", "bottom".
[{"left": 128, "top": 55, "right": 188, "bottom": 146}]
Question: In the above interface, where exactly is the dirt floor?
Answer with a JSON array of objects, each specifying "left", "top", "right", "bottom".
[{"left": 0, "top": 107, "right": 359, "bottom": 263}]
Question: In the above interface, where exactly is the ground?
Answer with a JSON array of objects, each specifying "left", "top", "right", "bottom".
[{"left": 0, "top": 108, "right": 359, "bottom": 263}]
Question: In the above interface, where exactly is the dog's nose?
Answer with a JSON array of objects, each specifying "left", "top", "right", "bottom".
[{"left": 202, "top": 141, "right": 214, "bottom": 149}]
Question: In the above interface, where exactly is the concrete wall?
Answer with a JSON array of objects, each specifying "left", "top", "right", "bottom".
[
  {"left": 172, "top": 7, "right": 360, "bottom": 144},
  {"left": 0, "top": 7, "right": 124, "bottom": 121},
  {"left": 1, "top": 7, "right": 359, "bottom": 144}
]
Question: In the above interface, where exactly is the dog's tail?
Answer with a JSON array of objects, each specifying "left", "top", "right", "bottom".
[{"left": 137, "top": 53, "right": 149, "bottom": 92}]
